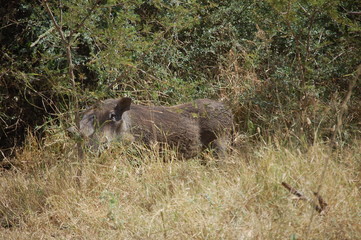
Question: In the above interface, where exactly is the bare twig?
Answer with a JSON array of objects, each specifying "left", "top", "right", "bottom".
[
  {"left": 347, "top": 11, "right": 361, "bottom": 15},
  {"left": 313, "top": 192, "right": 328, "bottom": 211},
  {"left": 282, "top": 182, "right": 306, "bottom": 199},
  {"left": 70, "top": 0, "right": 103, "bottom": 39},
  {"left": 43, "top": 1, "right": 78, "bottom": 118},
  {"left": 281, "top": 182, "right": 327, "bottom": 214},
  {"left": 30, "top": 26, "right": 55, "bottom": 47},
  {"left": 43, "top": 0, "right": 67, "bottom": 45},
  {"left": 42, "top": 0, "right": 84, "bottom": 185}
]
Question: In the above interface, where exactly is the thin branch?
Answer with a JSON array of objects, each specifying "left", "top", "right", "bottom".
[
  {"left": 313, "top": 192, "right": 328, "bottom": 211},
  {"left": 70, "top": 0, "right": 103, "bottom": 38},
  {"left": 305, "top": 10, "right": 318, "bottom": 63},
  {"left": 347, "top": 11, "right": 361, "bottom": 15},
  {"left": 42, "top": 0, "right": 77, "bottom": 112},
  {"left": 331, "top": 64, "right": 361, "bottom": 147},
  {"left": 59, "top": 0, "right": 63, "bottom": 24},
  {"left": 281, "top": 182, "right": 326, "bottom": 214},
  {"left": 282, "top": 182, "right": 306, "bottom": 199},
  {"left": 43, "top": 0, "right": 67, "bottom": 45},
  {"left": 42, "top": 0, "right": 84, "bottom": 185},
  {"left": 30, "top": 26, "right": 55, "bottom": 47}
]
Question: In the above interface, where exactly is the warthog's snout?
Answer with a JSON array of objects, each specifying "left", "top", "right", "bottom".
[
  {"left": 66, "top": 126, "right": 78, "bottom": 136},
  {"left": 70, "top": 97, "right": 233, "bottom": 158}
]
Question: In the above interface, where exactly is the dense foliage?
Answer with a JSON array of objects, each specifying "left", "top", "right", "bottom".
[{"left": 1, "top": 0, "right": 360, "bottom": 159}]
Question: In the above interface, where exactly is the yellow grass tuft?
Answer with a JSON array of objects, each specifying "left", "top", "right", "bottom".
[{"left": 1, "top": 133, "right": 360, "bottom": 239}]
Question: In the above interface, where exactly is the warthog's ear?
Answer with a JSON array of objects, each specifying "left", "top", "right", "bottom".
[{"left": 115, "top": 97, "right": 132, "bottom": 117}]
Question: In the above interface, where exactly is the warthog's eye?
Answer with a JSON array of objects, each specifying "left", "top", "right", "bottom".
[{"left": 109, "top": 112, "right": 117, "bottom": 121}]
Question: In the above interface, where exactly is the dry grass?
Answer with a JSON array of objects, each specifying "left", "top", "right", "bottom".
[{"left": 0, "top": 132, "right": 360, "bottom": 239}]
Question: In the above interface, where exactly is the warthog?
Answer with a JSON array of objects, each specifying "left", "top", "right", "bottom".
[{"left": 69, "top": 98, "right": 233, "bottom": 158}]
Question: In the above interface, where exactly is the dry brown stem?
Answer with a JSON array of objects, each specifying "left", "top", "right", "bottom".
[
  {"left": 314, "top": 191, "right": 328, "bottom": 211},
  {"left": 331, "top": 64, "right": 361, "bottom": 148},
  {"left": 281, "top": 182, "right": 327, "bottom": 214}
]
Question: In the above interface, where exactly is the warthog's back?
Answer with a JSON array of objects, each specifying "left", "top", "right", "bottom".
[
  {"left": 169, "top": 99, "right": 233, "bottom": 148},
  {"left": 126, "top": 104, "right": 201, "bottom": 158}
]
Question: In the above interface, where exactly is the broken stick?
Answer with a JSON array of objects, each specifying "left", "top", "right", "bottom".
[{"left": 281, "top": 182, "right": 327, "bottom": 214}]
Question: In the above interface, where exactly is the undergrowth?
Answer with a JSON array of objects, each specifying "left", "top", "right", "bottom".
[{"left": 1, "top": 132, "right": 360, "bottom": 239}]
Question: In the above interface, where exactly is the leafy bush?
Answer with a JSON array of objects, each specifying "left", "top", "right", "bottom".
[{"left": 0, "top": 0, "right": 360, "bottom": 160}]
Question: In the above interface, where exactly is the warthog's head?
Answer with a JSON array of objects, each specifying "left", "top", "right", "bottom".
[{"left": 68, "top": 97, "right": 133, "bottom": 149}]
